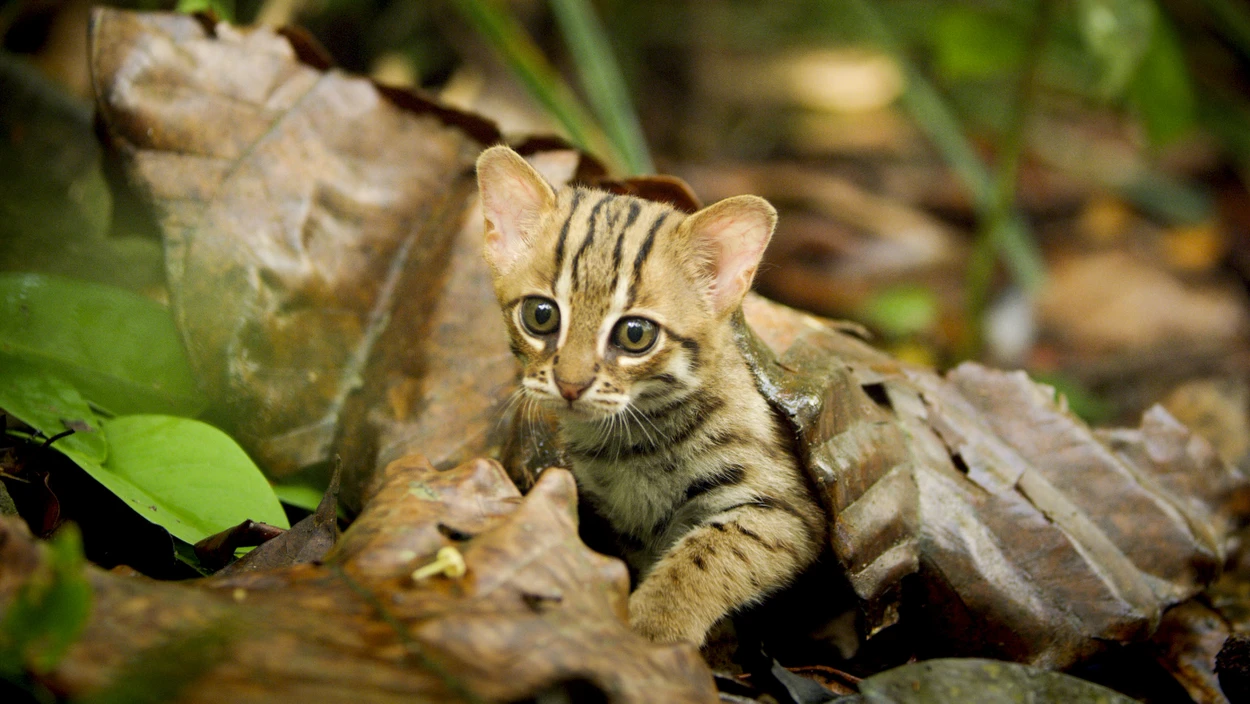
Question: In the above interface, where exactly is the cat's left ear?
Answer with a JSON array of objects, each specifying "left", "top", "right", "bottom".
[
  {"left": 682, "top": 195, "right": 777, "bottom": 315},
  {"left": 477, "top": 146, "right": 557, "bottom": 273}
]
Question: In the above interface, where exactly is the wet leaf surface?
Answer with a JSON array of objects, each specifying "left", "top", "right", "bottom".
[
  {"left": 0, "top": 456, "right": 718, "bottom": 703},
  {"left": 854, "top": 658, "right": 1139, "bottom": 704}
]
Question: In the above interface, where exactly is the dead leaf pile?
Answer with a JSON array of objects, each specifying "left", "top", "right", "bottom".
[{"left": 0, "top": 456, "right": 717, "bottom": 703}]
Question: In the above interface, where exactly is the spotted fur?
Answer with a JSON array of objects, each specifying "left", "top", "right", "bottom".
[{"left": 477, "top": 146, "right": 825, "bottom": 645}]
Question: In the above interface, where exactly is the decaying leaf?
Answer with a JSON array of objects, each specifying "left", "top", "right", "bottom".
[
  {"left": 213, "top": 462, "right": 342, "bottom": 575},
  {"left": 0, "top": 456, "right": 718, "bottom": 702},
  {"left": 733, "top": 294, "right": 1250, "bottom": 667},
  {"left": 852, "top": 658, "right": 1139, "bottom": 704},
  {"left": 89, "top": 8, "right": 500, "bottom": 486}
]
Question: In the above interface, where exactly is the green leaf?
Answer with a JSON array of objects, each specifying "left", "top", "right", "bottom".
[
  {"left": 1076, "top": 0, "right": 1156, "bottom": 98},
  {"left": 58, "top": 416, "right": 288, "bottom": 545},
  {"left": 1031, "top": 372, "right": 1114, "bottom": 425},
  {"left": 859, "top": 286, "right": 940, "bottom": 338},
  {"left": 0, "top": 525, "right": 92, "bottom": 678},
  {"left": 0, "top": 273, "right": 203, "bottom": 417},
  {"left": 174, "top": 0, "right": 235, "bottom": 22},
  {"left": 1127, "top": 14, "right": 1196, "bottom": 146},
  {"left": 933, "top": 8, "right": 1026, "bottom": 81},
  {"left": 273, "top": 483, "right": 327, "bottom": 513},
  {"left": 857, "top": 658, "right": 1137, "bottom": 703},
  {"left": 0, "top": 359, "right": 107, "bottom": 464}
]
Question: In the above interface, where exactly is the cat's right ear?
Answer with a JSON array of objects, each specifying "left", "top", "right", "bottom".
[{"left": 477, "top": 146, "right": 556, "bottom": 273}]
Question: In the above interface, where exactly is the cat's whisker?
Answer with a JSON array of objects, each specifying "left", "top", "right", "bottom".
[
  {"left": 627, "top": 403, "right": 663, "bottom": 446},
  {"left": 494, "top": 387, "right": 527, "bottom": 433},
  {"left": 624, "top": 404, "right": 657, "bottom": 450}
]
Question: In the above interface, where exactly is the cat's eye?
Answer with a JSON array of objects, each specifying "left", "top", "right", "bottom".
[
  {"left": 612, "top": 317, "right": 658, "bottom": 354},
  {"left": 520, "top": 297, "right": 560, "bottom": 336}
]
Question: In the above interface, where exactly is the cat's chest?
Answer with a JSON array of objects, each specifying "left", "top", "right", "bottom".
[{"left": 571, "top": 456, "right": 691, "bottom": 538}]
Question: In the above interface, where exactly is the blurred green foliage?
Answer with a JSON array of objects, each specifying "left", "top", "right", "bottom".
[{"left": 0, "top": 524, "right": 92, "bottom": 681}]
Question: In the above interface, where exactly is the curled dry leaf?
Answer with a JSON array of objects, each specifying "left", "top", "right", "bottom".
[
  {"left": 214, "top": 463, "right": 343, "bottom": 576},
  {"left": 730, "top": 294, "right": 1250, "bottom": 667},
  {"left": 0, "top": 456, "right": 718, "bottom": 702}
]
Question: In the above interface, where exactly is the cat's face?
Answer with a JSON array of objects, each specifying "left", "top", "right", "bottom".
[{"left": 476, "top": 146, "right": 776, "bottom": 421}]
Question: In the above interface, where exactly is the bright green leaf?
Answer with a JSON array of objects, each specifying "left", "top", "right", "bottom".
[
  {"left": 860, "top": 285, "right": 940, "bottom": 338},
  {"left": 58, "top": 416, "right": 288, "bottom": 545},
  {"left": 0, "top": 359, "right": 107, "bottom": 464},
  {"left": 1077, "top": 0, "right": 1156, "bottom": 98},
  {"left": 0, "top": 525, "right": 92, "bottom": 678},
  {"left": 933, "top": 8, "right": 1026, "bottom": 81},
  {"left": 272, "top": 483, "right": 327, "bottom": 513},
  {"left": 0, "top": 273, "right": 203, "bottom": 417},
  {"left": 174, "top": 0, "right": 235, "bottom": 22},
  {"left": 1127, "top": 15, "right": 1196, "bottom": 146}
]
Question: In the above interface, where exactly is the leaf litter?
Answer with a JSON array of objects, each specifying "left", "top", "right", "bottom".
[{"left": 0, "top": 6, "right": 1247, "bottom": 703}]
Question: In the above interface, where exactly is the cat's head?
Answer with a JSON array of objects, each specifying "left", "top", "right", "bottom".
[{"left": 476, "top": 145, "right": 775, "bottom": 420}]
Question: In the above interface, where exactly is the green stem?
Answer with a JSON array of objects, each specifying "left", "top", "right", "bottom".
[
  {"left": 1200, "top": 0, "right": 1250, "bottom": 62},
  {"left": 963, "top": 0, "right": 1055, "bottom": 356},
  {"left": 844, "top": 0, "right": 1047, "bottom": 340},
  {"left": 548, "top": 0, "right": 654, "bottom": 175}
]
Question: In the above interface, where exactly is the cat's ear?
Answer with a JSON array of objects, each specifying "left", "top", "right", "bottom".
[
  {"left": 682, "top": 195, "right": 777, "bottom": 314},
  {"left": 476, "top": 146, "right": 556, "bottom": 272}
]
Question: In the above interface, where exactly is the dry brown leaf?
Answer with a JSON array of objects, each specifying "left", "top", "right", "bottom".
[
  {"left": 0, "top": 456, "right": 718, "bottom": 702},
  {"left": 89, "top": 8, "right": 501, "bottom": 489},
  {"left": 621, "top": 293, "right": 1246, "bottom": 669},
  {"left": 1038, "top": 252, "right": 1248, "bottom": 353}
]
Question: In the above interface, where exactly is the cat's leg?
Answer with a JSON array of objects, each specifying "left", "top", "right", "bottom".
[{"left": 627, "top": 500, "right": 821, "bottom": 644}]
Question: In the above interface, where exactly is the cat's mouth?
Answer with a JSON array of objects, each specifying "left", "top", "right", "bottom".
[{"left": 540, "top": 394, "right": 622, "bottom": 421}]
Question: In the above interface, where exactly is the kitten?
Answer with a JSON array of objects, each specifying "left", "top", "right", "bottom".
[{"left": 476, "top": 145, "right": 826, "bottom": 645}]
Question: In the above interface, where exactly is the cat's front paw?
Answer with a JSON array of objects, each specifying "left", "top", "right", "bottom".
[{"left": 628, "top": 588, "right": 712, "bottom": 645}]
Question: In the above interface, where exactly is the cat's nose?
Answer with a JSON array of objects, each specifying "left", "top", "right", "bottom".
[{"left": 555, "top": 377, "right": 593, "bottom": 401}]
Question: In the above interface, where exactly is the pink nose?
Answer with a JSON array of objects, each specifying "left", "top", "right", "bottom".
[{"left": 556, "top": 377, "right": 593, "bottom": 401}]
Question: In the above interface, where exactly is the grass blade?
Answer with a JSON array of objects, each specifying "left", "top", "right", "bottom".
[
  {"left": 548, "top": 0, "right": 654, "bottom": 174},
  {"left": 844, "top": 0, "right": 1046, "bottom": 295},
  {"left": 450, "top": 0, "right": 617, "bottom": 169}
]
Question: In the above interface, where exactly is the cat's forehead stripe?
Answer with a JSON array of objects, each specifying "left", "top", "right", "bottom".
[
  {"left": 612, "top": 201, "right": 642, "bottom": 278},
  {"left": 550, "top": 189, "right": 584, "bottom": 290},
  {"left": 571, "top": 193, "right": 614, "bottom": 292},
  {"left": 628, "top": 210, "right": 671, "bottom": 308}
]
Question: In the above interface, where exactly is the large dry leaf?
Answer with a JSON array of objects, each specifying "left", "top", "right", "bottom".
[
  {"left": 89, "top": 9, "right": 500, "bottom": 488},
  {"left": 731, "top": 294, "right": 1250, "bottom": 668},
  {"left": 0, "top": 456, "right": 717, "bottom": 702}
]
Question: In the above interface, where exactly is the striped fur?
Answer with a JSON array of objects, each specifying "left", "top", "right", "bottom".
[{"left": 477, "top": 146, "right": 825, "bottom": 645}]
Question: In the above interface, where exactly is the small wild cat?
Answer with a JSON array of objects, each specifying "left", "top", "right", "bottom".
[{"left": 476, "top": 145, "right": 826, "bottom": 645}]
